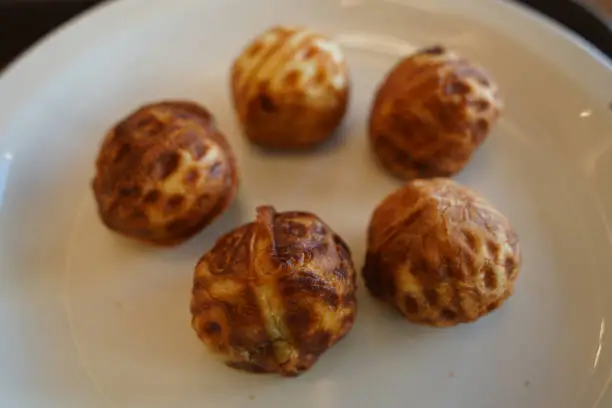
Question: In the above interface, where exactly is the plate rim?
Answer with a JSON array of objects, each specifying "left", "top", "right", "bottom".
[{"left": 1, "top": 0, "right": 611, "bottom": 87}]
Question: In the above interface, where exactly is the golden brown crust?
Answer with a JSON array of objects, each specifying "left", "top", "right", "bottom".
[
  {"left": 362, "top": 179, "right": 520, "bottom": 327},
  {"left": 191, "top": 206, "right": 357, "bottom": 376},
  {"left": 231, "top": 25, "right": 350, "bottom": 150},
  {"left": 369, "top": 46, "right": 503, "bottom": 179},
  {"left": 92, "top": 101, "right": 238, "bottom": 246}
]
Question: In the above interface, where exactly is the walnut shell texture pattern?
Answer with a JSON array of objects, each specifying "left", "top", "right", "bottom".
[
  {"left": 231, "top": 25, "right": 349, "bottom": 149},
  {"left": 369, "top": 46, "right": 503, "bottom": 179},
  {"left": 92, "top": 101, "right": 238, "bottom": 246},
  {"left": 363, "top": 179, "right": 520, "bottom": 327},
  {"left": 191, "top": 206, "right": 357, "bottom": 376}
]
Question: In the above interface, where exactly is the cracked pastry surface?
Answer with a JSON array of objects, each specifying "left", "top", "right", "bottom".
[
  {"left": 369, "top": 46, "right": 503, "bottom": 179},
  {"left": 363, "top": 178, "right": 520, "bottom": 327},
  {"left": 191, "top": 206, "right": 357, "bottom": 376},
  {"left": 92, "top": 101, "right": 238, "bottom": 246},
  {"left": 231, "top": 25, "right": 349, "bottom": 149}
]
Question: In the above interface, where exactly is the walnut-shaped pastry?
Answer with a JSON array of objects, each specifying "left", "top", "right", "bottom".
[
  {"left": 191, "top": 206, "right": 357, "bottom": 376},
  {"left": 92, "top": 101, "right": 238, "bottom": 246},
  {"left": 230, "top": 25, "right": 350, "bottom": 150},
  {"left": 369, "top": 46, "right": 503, "bottom": 179},
  {"left": 363, "top": 179, "right": 520, "bottom": 327}
]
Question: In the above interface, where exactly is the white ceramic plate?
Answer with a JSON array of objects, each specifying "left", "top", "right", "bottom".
[{"left": 1, "top": 0, "right": 612, "bottom": 407}]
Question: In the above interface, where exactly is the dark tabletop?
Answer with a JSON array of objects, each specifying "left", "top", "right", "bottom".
[{"left": 0, "top": 0, "right": 611, "bottom": 72}]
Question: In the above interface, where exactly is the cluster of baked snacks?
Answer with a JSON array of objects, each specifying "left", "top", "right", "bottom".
[{"left": 91, "top": 25, "right": 520, "bottom": 376}]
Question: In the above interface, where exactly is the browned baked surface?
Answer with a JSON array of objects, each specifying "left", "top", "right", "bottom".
[
  {"left": 231, "top": 25, "right": 349, "bottom": 150},
  {"left": 363, "top": 178, "right": 520, "bottom": 327},
  {"left": 369, "top": 46, "right": 503, "bottom": 179},
  {"left": 191, "top": 206, "right": 357, "bottom": 376},
  {"left": 92, "top": 101, "right": 238, "bottom": 246}
]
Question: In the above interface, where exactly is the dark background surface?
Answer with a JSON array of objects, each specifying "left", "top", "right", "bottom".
[{"left": 0, "top": 0, "right": 611, "bottom": 72}]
